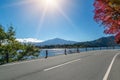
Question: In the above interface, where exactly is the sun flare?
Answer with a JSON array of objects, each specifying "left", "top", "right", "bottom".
[
  {"left": 45, "top": 0, "right": 57, "bottom": 7},
  {"left": 5, "top": 0, "right": 74, "bottom": 37}
]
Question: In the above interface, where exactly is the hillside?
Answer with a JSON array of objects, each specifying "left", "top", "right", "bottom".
[{"left": 75, "top": 36, "right": 119, "bottom": 47}]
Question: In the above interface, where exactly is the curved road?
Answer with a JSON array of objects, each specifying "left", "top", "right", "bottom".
[{"left": 0, "top": 50, "right": 120, "bottom": 80}]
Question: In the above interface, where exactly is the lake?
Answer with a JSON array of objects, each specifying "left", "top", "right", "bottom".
[{"left": 39, "top": 46, "right": 120, "bottom": 58}]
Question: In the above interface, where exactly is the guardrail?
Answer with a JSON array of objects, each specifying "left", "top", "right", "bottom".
[{"left": 40, "top": 46, "right": 120, "bottom": 58}]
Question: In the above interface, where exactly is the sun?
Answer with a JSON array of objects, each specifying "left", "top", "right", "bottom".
[{"left": 45, "top": 0, "right": 57, "bottom": 6}]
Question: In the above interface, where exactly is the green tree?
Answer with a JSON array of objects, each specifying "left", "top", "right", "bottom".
[
  {"left": 0, "top": 24, "right": 40, "bottom": 65},
  {"left": 0, "top": 25, "right": 6, "bottom": 45},
  {"left": 17, "top": 44, "right": 40, "bottom": 61}
]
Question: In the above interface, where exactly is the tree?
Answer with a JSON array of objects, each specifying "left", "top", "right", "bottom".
[
  {"left": 17, "top": 44, "right": 40, "bottom": 61},
  {"left": 94, "top": 0, "right": 120, "bottom": 43},
  {"left": 0, "top": 25, "right": 40, "bottom": 65},
  {"left": 0, "top": 25, "right": 6, "bottom": 45}
]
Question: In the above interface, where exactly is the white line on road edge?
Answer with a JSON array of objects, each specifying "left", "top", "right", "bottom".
[
  {"left": 44, "top": 59, "right": 81, "bottom": 71},
  {"left": 103, "top": 53, "right": 120, "bottom": 80}
]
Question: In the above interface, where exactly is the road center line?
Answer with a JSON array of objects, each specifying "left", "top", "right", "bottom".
[
  {"left": 44, "top": 59, "right": 81, "bottom": 71},
  {"left": 103, "top": 53, "right": 120, "bottom": 80}
]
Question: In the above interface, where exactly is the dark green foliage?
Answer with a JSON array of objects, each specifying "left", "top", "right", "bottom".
[
  {"left": 0, "top": 25, "right": 6, "bottom": 45},
  {"left": 17, "top": 44, "right": 40, "bottom": 61},
  {"left": 0, "top": 25, "right": 40, "bottom": 65}
]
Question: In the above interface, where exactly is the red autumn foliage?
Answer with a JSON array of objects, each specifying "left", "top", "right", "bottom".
[{"left": 94, "top": 0, "right": 120, "bottom": 44}]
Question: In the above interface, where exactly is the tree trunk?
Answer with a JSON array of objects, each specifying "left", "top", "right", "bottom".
[{"left": 6, "top": 52, "right": 9, "bottom": 63}]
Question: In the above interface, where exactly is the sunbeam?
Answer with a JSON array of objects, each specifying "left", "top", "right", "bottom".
[
  {"left": 2, "top": 0, "right": 75, "bottom": 37},
  {"left": 2, "top": 0, "right": 34, "bottom": 8},
  {"left": 45, "top": 0, "right": 57, "bottom": 6},
  {"left": 35, "top": 6, "right": 48, "bottom": 38},
  {"left": 56, "top": 6, "right": 75, "bottom": 28}
]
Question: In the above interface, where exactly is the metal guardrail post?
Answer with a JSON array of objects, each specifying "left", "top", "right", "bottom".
[
  {"left": 77, "top": 48, "right": 79, "bottom": 53},
  {"left": 85, "top": 47, "right": 87, "bottom": 51},
  {"left": 65, "top": 48, "right": 67, "bottom": 55},
  {"left": 106, "top": 47, "right": 108, "bottom": 49},
  {"left": 113, "top": 46, "right": 115, "bottom": 49},
  {"left": 45, "top": 50, "right": 48, "bottom": 58}
]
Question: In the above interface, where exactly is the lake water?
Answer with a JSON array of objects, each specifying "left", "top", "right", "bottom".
[{"left": 39, "top": 46, "right": 120, "bottom": 58}]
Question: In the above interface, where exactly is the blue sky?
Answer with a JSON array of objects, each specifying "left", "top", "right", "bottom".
[{"left": 0, "top": 0, "right": 108, "bottom": 42}]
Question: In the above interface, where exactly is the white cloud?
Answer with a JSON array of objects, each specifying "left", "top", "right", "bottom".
[{"left": 16, "top": 38, "right": 43, "bottom": 43}]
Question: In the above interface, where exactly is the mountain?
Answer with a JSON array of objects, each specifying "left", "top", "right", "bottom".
[
  {"left": 75, "top": 36, "right": 119, "bottom": 47},
  {"left": 31, "top": 36, "right": 119, "bottom": 47},
  {"left": 35, "top": 38, "right": 77, "bottom": 46}
]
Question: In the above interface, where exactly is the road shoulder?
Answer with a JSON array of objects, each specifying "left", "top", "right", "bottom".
[{"left": 108, "top": 53, "right": 120, "bottom": 80}]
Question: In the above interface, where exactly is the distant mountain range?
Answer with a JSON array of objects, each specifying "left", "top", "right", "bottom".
[
  {"left": 75, "top": 36, "right": 119, "bottom": 47},
  {"left": 18, "top": 36, "right": 120, "bottom": 47},
  {"left": 35, "top": 38, "right": 77, "bottom": 46},
  {"left": 35, "top": 36, "right": 120, "bottom": 47}
]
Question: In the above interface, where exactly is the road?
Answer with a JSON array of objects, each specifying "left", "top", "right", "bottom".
[{"left": 0, "top": 50, "right": 120, "bottom": 80}]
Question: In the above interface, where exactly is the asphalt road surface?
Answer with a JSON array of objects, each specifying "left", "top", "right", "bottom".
[{"left": 0, "top": 50, "right": 120, "bottom": 80}]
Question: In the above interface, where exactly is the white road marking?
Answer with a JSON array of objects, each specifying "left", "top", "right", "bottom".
[
  {"left": 103, "top": 53, "right": 120, "bottom": 80},
  {"left": 44, "top": 59, "right": 81, "bottom": 71}
]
